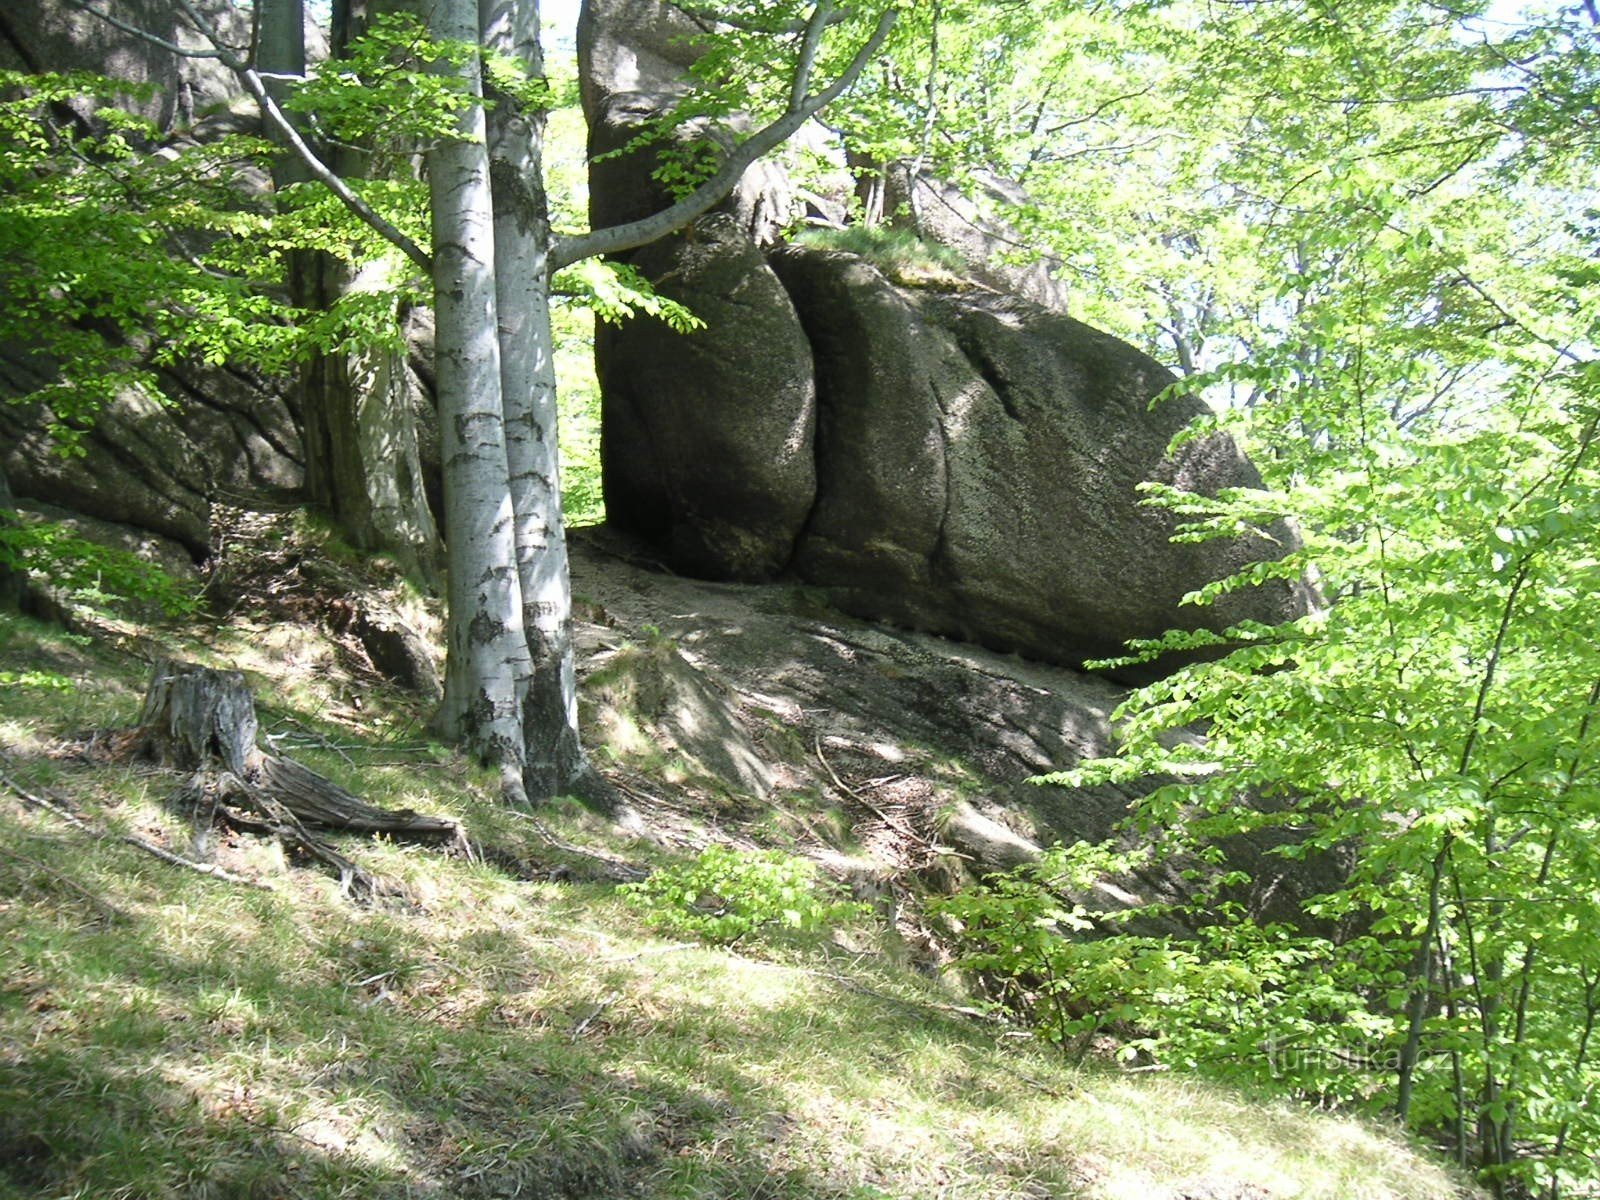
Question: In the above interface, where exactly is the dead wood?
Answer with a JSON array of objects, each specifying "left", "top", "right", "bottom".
[
  {"left": 0, "top": 751, "right": 273, "bottom": 893},
  {"left": 123, "top": 659, "right": 464, "bottom": 899}
]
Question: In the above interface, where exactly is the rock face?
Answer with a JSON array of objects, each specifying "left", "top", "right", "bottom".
[
  {"left": 782, "top": 247, "right": 1305, "bottom": 665},
  {"left": 597, "top": 216, "right": 816, "bottom": 579},
  {"left": 0, "top": 1, "right": 301, "bottom": 562},
  {"left": 0, "top": 357, "right": 304, "bottom": 561},
  {"left": 578, "top": 0, "right": 795, "bottom": 243},
  {"left": 580, "top": 0, "right": 1306, "bottom": 675},
  {"left": 0, "top": 0, "right": 247, "bottom": 130},
  {"left": 599, "top": 235, "right": 1306, "bottom": 672}
]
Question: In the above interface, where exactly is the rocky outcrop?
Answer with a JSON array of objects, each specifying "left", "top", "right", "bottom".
[
  {"left": 578, "top": 0, "right": 796, "bottom": 243},
  {"left": 882, "top": 166, "right": 1071, "bottom": 314},
  {"left": 570, "top": 527, "right": 1339, "bottom": 925},
  {"left": 0, "top": 356, "right": 303, "bottom": 560},
  {"left": 581, "top": 0, "right": 1306, "bottom": 675},
  {"left": 597, "top": 216, "right": 816, "bottom": 579},
  {"left": 0, "top": 0, "right": 247, "bottom": 131},
  {"left": 0, "top": 1, "right": 302, "bottom": 562},
  {"left": 599, "top": 233, "right": 1306, "bottom": 673}
]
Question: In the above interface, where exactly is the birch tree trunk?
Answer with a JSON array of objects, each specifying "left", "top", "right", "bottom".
[
  {"left": 480, "top": 0, "right": 587, "bottom": 798},
  {"left": 427, "top": 0, "right": 530, "bottom": 777}
]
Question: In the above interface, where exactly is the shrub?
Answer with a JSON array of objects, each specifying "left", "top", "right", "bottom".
[{"left": 621, "top": 844, "right": 864, "bottom": 945}]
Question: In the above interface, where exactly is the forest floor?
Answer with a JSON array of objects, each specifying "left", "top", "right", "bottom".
[{"left": 0, "top": 520, "right": 1482, "bottom": 1200}]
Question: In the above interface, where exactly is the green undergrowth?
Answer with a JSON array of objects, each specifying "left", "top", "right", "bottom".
[{"left": 0, "top": 606, "right": 1478, "bottom": 1200}]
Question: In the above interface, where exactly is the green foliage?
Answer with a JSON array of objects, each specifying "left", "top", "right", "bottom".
[
  {"left": 937, "top": 852, "right": 1399, "bottom": 1089},
  {"left": 621, "top": 844, "right": 863, "bottom": 945},
  {"left": 0, "top": 668, "right": 72, "bottom": 690},
  {"left": 554, "top": 258, "right": 704, "bottom": 332},
  {"left": 0, "top": 517, "right": 196, "bottom": 618},
  {"left": 283, "top": 13, "right": 489, "bottom": 158},
  {"left": 1001, "top": 240, "right": 1600, "bottom": 1196},
  {"left": 552, "top": 302, "right": 605, "bottom": 527},
  {"left": 0, "top": 32, "right": 498, "bottom": 469},
  {"left": 849, "top": 2, "right": 1600, "bottom": 1191},
  {"left": 1044, "top": 364, "right": 1600, "bottom": 1191},
  {"left": 0, "top": 71, "right": 379, "bottom": 441}
]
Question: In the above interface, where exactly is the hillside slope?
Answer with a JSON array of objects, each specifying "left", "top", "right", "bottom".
[{"left": 0, "top": 534, "right": 1477, "bottom": 1200}]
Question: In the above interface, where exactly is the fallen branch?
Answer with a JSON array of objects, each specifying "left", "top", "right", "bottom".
[
  {"left": 814, "top": 735, "right": 934, "bottom": 850},
  {"left": 0, "top": 756, "right": 273, "bottom": 892},
  {"left": 571, "top": 990, "right": 621, "bottom": 1039}
]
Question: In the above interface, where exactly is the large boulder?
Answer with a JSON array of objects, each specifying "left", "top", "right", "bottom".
[
  {"left": 603, "top": 241, "right": 1308, "bottom": 674},
  {"left": 598, "top": 215, "right": 816, "bottom": 579},
  {"left": 777, "top": 246, "right": 1306, "bottom": 668},
  {"left": 580, "top": 0, "right": 1305, "bottom": 676}
]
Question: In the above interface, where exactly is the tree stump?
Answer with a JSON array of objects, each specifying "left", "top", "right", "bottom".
[{"left": 128, "top": 659, "right": 463, "bottom": 899}]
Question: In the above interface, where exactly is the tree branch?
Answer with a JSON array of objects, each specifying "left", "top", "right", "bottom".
[
  {"left": 70, "top": 0, "right": 435, "bottom": 274},
  {"left": 790, "top": 2, "right": 836, "bottom": 111},
  {"left": 0, "top": 756, "right": 273, "bottom": 893},
  {"left": 171, "top": 0, "right": 433, "bottom": 274},
  {"left": 552, "top": 5, "right": 898, "bottom": 270},
  {"left": 668, "top": 1, "right": 853, "bottom": 36}
]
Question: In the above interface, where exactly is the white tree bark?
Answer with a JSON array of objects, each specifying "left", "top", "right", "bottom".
[
  {"left": 480, "top": 0, "right": 588, "bottom": 798},
  {"left": 427, "top": 0, "right": 530, "bottom": 775}
]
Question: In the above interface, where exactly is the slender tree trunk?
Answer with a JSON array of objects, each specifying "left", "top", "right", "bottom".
[
  {"left": 848, "top": 147, "right": 886, "bottom": 226},
  {"left": 1398, "top": 838, "right": 1452, "bottom": 1122},
  {"left": 427, "top": 0, "right": 530, "bottom": 778},
  {"left": 480, "top": 0, "right": 587, "bottom": 798},
  {"left": 283, "top": 0, "right": 443, "bottom": 586},
  {"left": 0, "top": 461, "right": 23, "bottom": 612}
]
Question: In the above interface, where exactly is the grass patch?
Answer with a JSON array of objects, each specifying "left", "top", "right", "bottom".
[
  {"left": 0, "top": 606, "right": 1479, "bottom": 1199},
  {"left": 794, "top": 225, "right": 974, "bottom": 290}
]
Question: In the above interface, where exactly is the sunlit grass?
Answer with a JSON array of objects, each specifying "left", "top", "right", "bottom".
[{"left": 0, "top": 607, "right": 1480, "bottom": 1199}]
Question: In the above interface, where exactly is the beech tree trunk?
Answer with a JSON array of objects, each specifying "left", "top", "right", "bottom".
[
  {"left": 481, "top": 0, "right": 587, "bottom": 798},
  {"left": 427, "top": 0, "right": 532, "bottom": 780}
]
